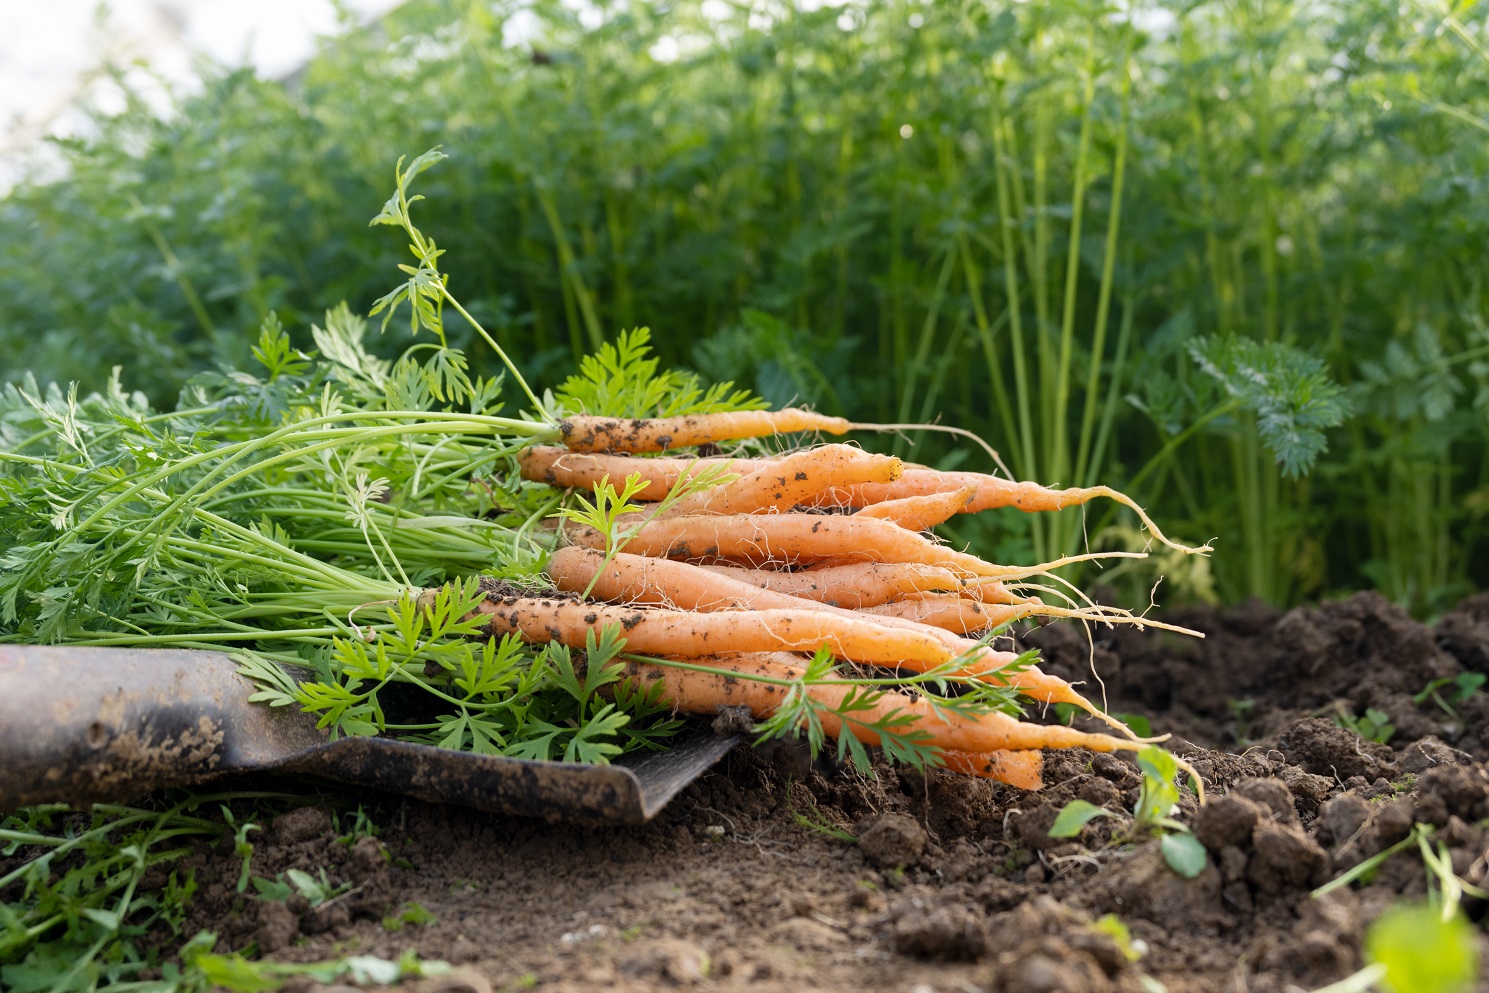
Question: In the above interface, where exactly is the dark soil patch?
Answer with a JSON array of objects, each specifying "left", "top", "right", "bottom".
[{"left": 12, "top": 591, "right": 1489, "bottom": 991}]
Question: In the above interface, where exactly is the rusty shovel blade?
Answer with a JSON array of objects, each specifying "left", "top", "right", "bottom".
[{"left": 0, "top": 645, "right": 738, "bottom": 825}]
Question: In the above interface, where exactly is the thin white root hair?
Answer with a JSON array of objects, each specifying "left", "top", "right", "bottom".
[{"left": 848, "top": 420, "right": 1013, "bottom": 479}]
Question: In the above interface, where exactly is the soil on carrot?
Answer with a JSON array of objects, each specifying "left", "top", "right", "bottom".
[{"left": 79, "top": 593, "right": 1489, "bottom": 990}]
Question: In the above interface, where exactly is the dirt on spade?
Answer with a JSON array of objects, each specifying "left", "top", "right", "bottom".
[{"left": 20, "top": 591, "right": 1489, "bottom": 992}]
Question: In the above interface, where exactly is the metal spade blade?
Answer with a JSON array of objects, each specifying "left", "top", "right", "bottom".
[{"left": 0, "top": 645, "right": 737, "bottom": 825}]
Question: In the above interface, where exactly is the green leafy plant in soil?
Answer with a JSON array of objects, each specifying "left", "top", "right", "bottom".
[
  {"left": 0, "top": 797, "right": 450, "bottom": 993},
  {"left": 1048, "top": 745, "right": 1206, "bottom": 879},
  {"left": 1413, "top": 672, "right": 1486, "bottom": 723},
  {"left": 0, "top": 793, "right": 334, "bottom": 993},
  {"left": 186, "top": 941, "right": 451, "bottom": 993},
  {"left": 1312, "top": 821, "right": 1486, "bottom": 993},
  {"left": 4, "top": 0, "right": 1489, "bottom": 609},
  {"left": 1333, "top": 707, "right": 1397, "bottom": 745}
]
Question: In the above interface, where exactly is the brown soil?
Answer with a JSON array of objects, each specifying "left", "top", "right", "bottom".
[{"left": 20, "top": 591, "right": 1489, "bottom": 991}]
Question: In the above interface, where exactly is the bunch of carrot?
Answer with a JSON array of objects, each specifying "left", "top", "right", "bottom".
[
  {"left": 490, "top": 407, "right": 1206, "bottom": 793},
  {"left": 2, "top": 147, "right": 1205, "bottom": 795}
]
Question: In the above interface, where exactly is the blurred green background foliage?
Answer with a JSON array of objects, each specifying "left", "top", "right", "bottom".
[{"left": 3, "top": 0, "right": 1488, "bottom": 611}]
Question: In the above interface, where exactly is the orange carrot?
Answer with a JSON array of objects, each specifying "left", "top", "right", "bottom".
[
  {"left": 549, "top": 548, "right": 1026, "bottom": 664},
  {"left": 547, "top": 548, "right": 1119, "bottom": 732},
  {"left": 726, "top": 564, "right": 1030, "bottom": 608},
  {"left": 475, "top": 593, "right": 957, "bottom": 669},
  {"left": 623, "top": 656, "right": 1166, "bottom": 759},
  {"left": 708, "top": 648, "right": 1046, "bottom": 788},
  {"left": 560, "top": 408, "right": 850, "bottom": 453},
  {"left": 695, "top": 561, "right": 971, "bottom": 608},
  {"left": 564, "top": 512, "right": 1015, "bottom": 577},
  {"left": 551, "top": 546, "right": 773, "bottom": 612},
  {"left": 660, "top": 444, "right": 901, "bottom": 517},
  {"left": 517, "top": 447, "right": 765, "bottom": 501},
  {"left": 861, "top": 595, "right": 1028, "bottom": 635},
  {"left": 939, "top": 749, "right": 1044, "bottom": 789},
  {"left": 527, "top": 444, "right": 1199, "bottom": 554},
  {"left": 852, "top": 486, "right": 976, "bottom": 532},
  {"left": 818, "top": 469, "right": 1210, "bottom": 554},
  {"left": 642, "top": 652, "right": 1045, "bottom": 788}
]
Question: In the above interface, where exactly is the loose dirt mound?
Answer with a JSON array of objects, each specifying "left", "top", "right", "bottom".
[{"left": 16, "top": 591, "right": 1489, "bottom": 991}]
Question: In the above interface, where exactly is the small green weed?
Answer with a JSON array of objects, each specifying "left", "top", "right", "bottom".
[
  {"left": 382, "top": 901, "right": 438, "bottom": 932},
  {"left": 251, "top": 868, "right": 350, "bottom": 908},
  {"left": 1414, "top": 673, "right": 1486, "bottom": 721},
  {"left": 1048, "top": 746, "right": 1206, "bottom": 879},
  {"left": 333, "top": 805, "right": 380, "bottom": 846},
  {"left": 1314, "top": 821, "right": 1489, "bottom": 915},
  {"left": 1092, "top": 919, "right": 1168, "bottom": 993},
  {"left": 1333, "top": 707, "right": 1396, "bottom": 745},
  {"left": 1090, "top": 914, "right": 1143, "bottom": 962},
  {"left": 1310, "top": 904, "right": 1479, "bottom": 993},
  {"left": 1048, "top": 800, "right": 1116, "bottom": 837},
  {"left": 220, "top": 805, "right": 263, "bottom": 894},
  {"left": 185, "top": 936, "right": 450, "bottom": 992},
  {"left": 787, "top": 789, "right": 858, "bottom": 844}
]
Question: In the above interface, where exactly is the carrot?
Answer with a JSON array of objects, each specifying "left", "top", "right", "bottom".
[
  {"left": 551, "top": 546, "right": 773, "bottom": 612},
  {"left": 647, "top": 654, "right": 1045, "bottom": 789},
  {"left": 546, "top": 548, "right": 1124, "bottom": 733},
  {"left": 560, "top": 408, "right": 850, "bottom": 453},
  {"left": 623, "top": 656, "right": 1177, "bottom": 762},
  {"left": 550, "top": 547, "right": 997, "bottom": 635},
  {"left": 861, "top": 595, "right": 1028, "bottom": 635},
  {"left": 695, "top": 561, "right": 1003, "bottom": 608},
  {"left": 619, "top": 658, "right": 1052, "bottom": 787},
  {"left": 852, "top": 486, "right": 976, "bottom": 532},
  {"left": 549, "top": 548, "right": 1027, "bottom": 664},
  {"left": 718, "top": 562, "right": 1034, "bottom": 608},
  {"left": 730, "top": 646, "right": 1048, "bottom": 788},
  {"left": 939, "top": 749, "right": 1044, "bottom": 789},
  {"left": 564, "top": 512, "right": 1017, "bottom": 577},
  {"left": 660, "top": 444, "right": 901, "bottom": 517},
  {"left": 626, "top": 655, "right": 1048, "bottom": 790},
  {"left": 818, "top": 469, "right": 1210, "bottom": 555},
  {"left": 528, "top": 444, "right": 1202, "bottom": 555},
  {"left": 960, "top": 581, "right": 1035, "bottom": 606},
  {"left": 517, "top": 446, "right": 766, "bottom": 501},
  {"left": 475, "top": 593, "right": 958, "bottom": 669}
]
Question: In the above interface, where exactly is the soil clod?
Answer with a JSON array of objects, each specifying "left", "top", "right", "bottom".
[
  {"left": 1278, "top": 718, "right": 1397, "bottom": 781},
  {"left": 856, "top": 812, "right": 928, "bottom": 867}
]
